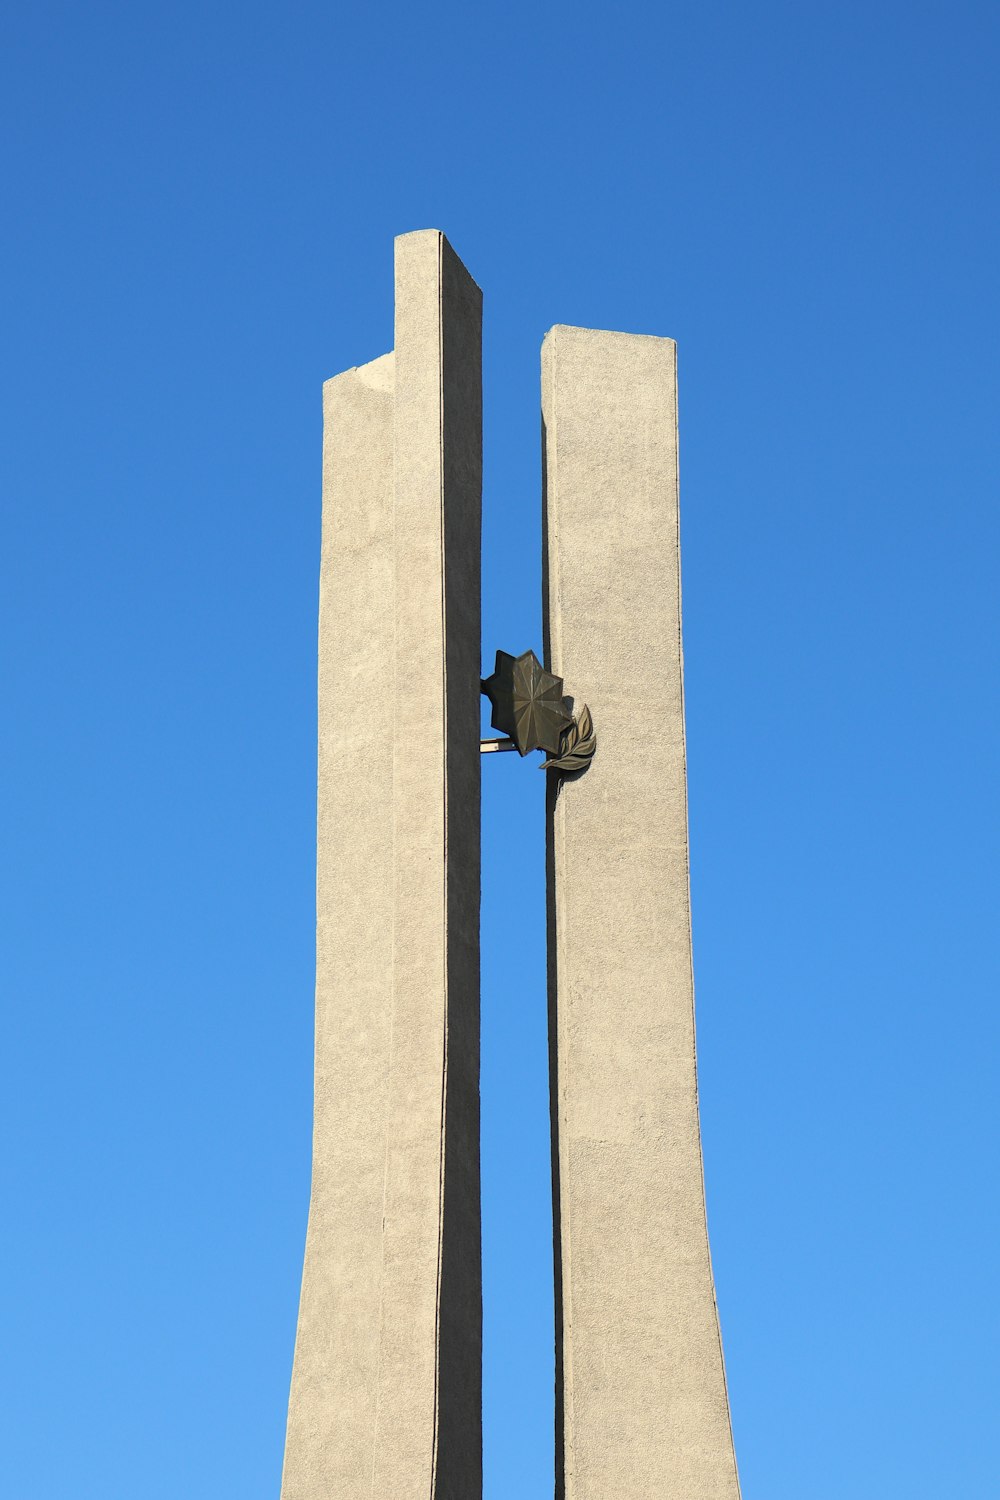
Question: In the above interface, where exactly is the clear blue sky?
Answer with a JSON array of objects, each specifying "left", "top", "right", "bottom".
[{"left": 2, "top": 2, "right": 998, "bottom": 1495}]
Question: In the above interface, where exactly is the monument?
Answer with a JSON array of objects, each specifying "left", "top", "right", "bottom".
[{"left": 280, "top": 230, "right": 741, "bottom": 1500}]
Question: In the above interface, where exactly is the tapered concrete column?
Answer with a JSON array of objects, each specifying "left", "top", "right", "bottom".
[
  {"left": 282, "top": 231, "right": 482, "bottom": 1500},
  {"left": 543, "top": 326, "right": 740, "bottom": 1500},
  {"left": 374, "top": 232, "right": 482, "bottom": 1500},
  {"left": 281, "top": 352, "right": 396, "bottom": 1500}
]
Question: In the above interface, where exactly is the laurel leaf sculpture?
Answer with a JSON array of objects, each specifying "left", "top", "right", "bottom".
[{"left": 541, "top": 703, "right": 597, "bottom": 773}]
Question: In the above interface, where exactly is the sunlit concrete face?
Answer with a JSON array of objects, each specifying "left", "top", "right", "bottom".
[
  {"left": 280, "top": 231, "right": 482, "bottom": 1500},
  {"left": 544, "top": 325, "right": 741, "bottom": 1500}
]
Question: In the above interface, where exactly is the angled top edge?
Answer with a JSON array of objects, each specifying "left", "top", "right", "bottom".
[
  {"left": 323, "top": 351, "right": 394, "bottom": 394},
  {"left": 542, "top": 323, "right": 675, "bottom": 349},
  {"left": 395, "top": 228, "right": 483, "bottom": 297}
]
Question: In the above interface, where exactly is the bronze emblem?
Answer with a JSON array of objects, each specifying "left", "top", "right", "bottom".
[
  {"left": 481, "top": 650, "right": 574, "bottom": 756},
  {"left": 480, "top": 649, "right": 596, "bottom": 773}
]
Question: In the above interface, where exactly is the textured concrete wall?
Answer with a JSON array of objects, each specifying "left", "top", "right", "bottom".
[
  {"left": 374, "top": 232, "right": 482, "bottom": 1500},
  {"left": 281, "top": 351, "right": 396, "bottom": 1500},
  {"left": 543, "top": 325, "right": 740, "bottom": 1500},
  {"left": 281, "top": 231, "right": 482, "bottom": 1500}
]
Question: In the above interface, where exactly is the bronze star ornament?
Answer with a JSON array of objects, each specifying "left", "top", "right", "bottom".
[{"left": 481, "top": 650, "right": 575, "bottom": 757}]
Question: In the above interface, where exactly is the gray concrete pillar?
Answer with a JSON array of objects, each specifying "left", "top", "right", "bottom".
[
  {"left": 543, "top": 325, "right": 741, "bottom": 1500},
  {"left": 280, "top": 350, "right": 396, "bottom": 1500},
  {"left": 281, "top": 231, "right": 482, "bottom": 1500},
  {"left": 375, "top": 231, "right": 482, "bottom": 1500}
]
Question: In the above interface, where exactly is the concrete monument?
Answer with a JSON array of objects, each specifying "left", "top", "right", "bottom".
[{"left": 280, "top": 231, "right": 740, "bottom": 1500}]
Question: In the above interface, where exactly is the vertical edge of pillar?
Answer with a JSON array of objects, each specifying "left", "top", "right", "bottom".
[
  {"left": 543, "top": 325, "right": 741, "bottom": 1500},
  {"left": 437, "top": 234, "right": 484, "bottom": 1500},
  {"left": 281, "top": 351, "right": 397, "bottom": 1500},
  {"left": 371, "top": 229, "right": 482, "bottom": 1500}
]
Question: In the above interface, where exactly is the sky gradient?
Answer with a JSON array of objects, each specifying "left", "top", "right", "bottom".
[{"left": 2, "top": 2, "right": 998, "bottom": 1495}]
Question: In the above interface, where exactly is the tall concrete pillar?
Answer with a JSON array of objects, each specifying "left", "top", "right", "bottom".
[
  {"left": 543, "top": 325, "right": 741, "bottom": 1500},
  {"left": 281, "top": 230, "right": 482, "bottom": 1500}
]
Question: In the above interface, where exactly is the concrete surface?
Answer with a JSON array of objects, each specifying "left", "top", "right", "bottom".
[
  {"left": 280, "top": 350, "right": 396, "bottom": 1500},
  {"left": 543, "top": 324, "right": 741, "bottom": 1500},
  {"left": 281, "top": 230, "right": 482, "bottom": 1500}
]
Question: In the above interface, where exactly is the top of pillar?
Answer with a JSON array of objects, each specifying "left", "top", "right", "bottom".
[
  {"left": 543, "top": 323, "right": 675, "bottom": 349},
  {"left": 395, "top": 229, "right": 482, "bottom": 295}
]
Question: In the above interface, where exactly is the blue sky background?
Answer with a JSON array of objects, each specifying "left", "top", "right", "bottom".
[{"left": 2, "top": 1, "right": 998, "bottom": 1495}]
